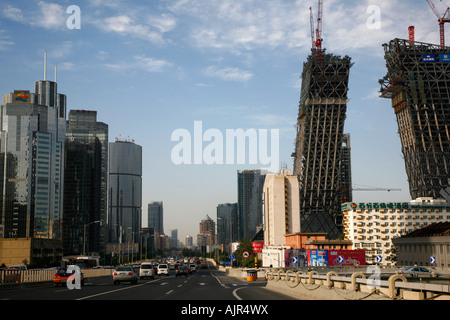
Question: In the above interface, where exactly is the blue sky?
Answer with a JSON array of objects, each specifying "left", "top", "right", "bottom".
[{"left": 0, "top": 0, "right": 447, "bottom": 242}]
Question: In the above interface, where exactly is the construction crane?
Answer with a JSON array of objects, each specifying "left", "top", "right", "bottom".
[
  {"left": 309, "top": 0, "right": 324, "bottom": 59},
  {"left": 426, "top": 0, "right": 450, "bottom": 47}
]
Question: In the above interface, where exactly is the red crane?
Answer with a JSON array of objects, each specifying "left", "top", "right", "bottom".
[
  {"left": 426, "top": 0, "right": 450, "bottom": 47},
  {"left": 309, "top": 0, "right": 324, "bottom": 60}
]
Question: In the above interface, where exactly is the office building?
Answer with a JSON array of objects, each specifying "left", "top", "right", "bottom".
[
  {"left": 0, "top": 77, "right": 66, "bottom": 240},
  {"left": 380, "top": 38, "right": 450, "bottom": 199},
  {"left": 342, "top": 197, "right": 450, "bottom": 265},
  {"left": 217, "top": 203, "right": 238, "bottom": 246},
  {"left": 63, "top": 110, "right": 108, "bottom": 255},
  {"left": 147, "top": 201, "right": 164, "bottom": 236},
  {"left": 108, "top": 139, "right": 142, "bottom": 244},
  {"left": 237, "top": 170, "right": 266, "bottom": 240},
  {"left": 263, "top": 169, "right": 300, "bottom": 247}
]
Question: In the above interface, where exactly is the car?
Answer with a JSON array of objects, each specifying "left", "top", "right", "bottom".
[
  {"left": 54, "top": 266, "right": 85, "bottom": 287},
  {"left": 189, "top": 264, "right": 197, "bottom": 272},
  {"left": 113, "top": 266, "right": 138, "bottom": 284},
  {"left": 157, "top": 263, "right": 169, "bottom": 275},
  {"left": 139, "top": 262, "right": 155, "bottom": 279},
  {"left": 176, "top": 266, "right": 189, "bottom": 277},
  {"left": 398, "top": 266, "right": 440, "bottom": 277}
]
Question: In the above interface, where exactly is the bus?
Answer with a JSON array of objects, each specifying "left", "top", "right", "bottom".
[{"left": 63, "top": 256, "right": 100, "bottom": 269}]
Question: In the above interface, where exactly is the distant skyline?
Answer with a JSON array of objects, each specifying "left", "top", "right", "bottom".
[{"left": 0, "top": 0, "right": 447, "bottom": 241}]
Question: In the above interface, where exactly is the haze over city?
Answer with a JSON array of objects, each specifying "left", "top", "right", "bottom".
[{"left": 0, "top": 0, "right": 447, "bottom": 242}]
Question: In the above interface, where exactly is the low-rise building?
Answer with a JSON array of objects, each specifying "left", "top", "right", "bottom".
[{"left": 342, "top": 197, "right": 450, "bottom": 266}]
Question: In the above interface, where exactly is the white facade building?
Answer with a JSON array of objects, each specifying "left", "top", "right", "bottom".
[
  {"left": 263, "top": 169, "right": 300, "bottom": 247},
  {"left": 343, "top": 197, "right": 450, "bottom": 266}
]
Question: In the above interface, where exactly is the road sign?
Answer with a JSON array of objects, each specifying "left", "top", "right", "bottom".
[
  {"left": 376, "top": 255, "right": 382, "bottom": 263},
  {"left": 243, "top": 251, "right": 250, "bottom": 258},
  {"left": 430, "top": 256, "right": 436, "bottom": 264},
  {"left": 229, "top": 254, "right": 235, "bottom": 260}
]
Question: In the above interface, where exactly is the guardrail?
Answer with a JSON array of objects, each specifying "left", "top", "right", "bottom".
[
  {"left": 264, "top": 268, "right": 450, "bottom": 300},
  {"left": 0, "top": 268, "right": 114, "bottom": 285}
]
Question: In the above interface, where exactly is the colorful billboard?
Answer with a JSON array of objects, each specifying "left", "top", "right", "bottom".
[
  {"left": 327, "top": 250, "right": 366, "bottom": 266},
  {"left": 307, "top": 249, "right": 328, "bottom": 266}
]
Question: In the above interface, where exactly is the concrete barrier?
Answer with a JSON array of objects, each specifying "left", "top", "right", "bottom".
[{"left": 264, "top": 268, "right": 450, "bottom": 300}]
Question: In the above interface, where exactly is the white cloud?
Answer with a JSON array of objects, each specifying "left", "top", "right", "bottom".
[{"left": 203, "top": 65, "right": 253, "bottom": 82}]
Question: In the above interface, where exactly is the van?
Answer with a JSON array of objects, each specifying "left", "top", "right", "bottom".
[
  {"left": 157, "top": 263, "right": 169, "bottom": 275},
  {"left": 140, "top": 262, "right": 155, "bottom": 279}
]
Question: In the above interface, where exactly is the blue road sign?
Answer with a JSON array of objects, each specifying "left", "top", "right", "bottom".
[{"left": 430, "top": 256, "right": 436, "bottom": 264}]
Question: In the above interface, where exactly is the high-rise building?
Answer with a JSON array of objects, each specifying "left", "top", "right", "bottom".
[
  {"left": 263, "top": 169, "right": 300, "bottom": 247},
  {"left": 108, "top": 139, "right": 142, "bottom": 244},
  {"left": 237, "top": 170, "right": 266, "bottom": 240},
  {"left": 198, "top": 215, "right": 215, "bottom": 246},
  {"left": 216, "top": 203, "right": 238, "bottom": 246},
  {"left": 147, "top": 201, "right": 164, "bottom": 235},
  {"left": 292, "top": 49, "right": 352, "bottom": 239},
  {"left": 63, "top": 110, "right": 108, "bottom": 255},
  {"left": 0, "top": 78, "right": 66, "bottom": 240},
  {"left": 380, "top": 38, "right": 450, "bottom": 199}
]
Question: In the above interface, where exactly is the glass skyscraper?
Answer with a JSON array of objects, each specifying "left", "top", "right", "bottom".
[
  {"left": 0, "top": 79, "right": 66, "bottom": 239},
  {"left": 63, "top": 110, "right": 108, "bottom": 255},
  {"left": 108, "top": 139, "right": 142, "bottom": 244}
]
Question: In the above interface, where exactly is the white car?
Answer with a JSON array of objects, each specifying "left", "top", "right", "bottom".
[
  {"left": 139, "top": 262, "right": 155, "bottom": 279},
  {"left": 157, "top": 263, "right": 169, "bottom": 275}
]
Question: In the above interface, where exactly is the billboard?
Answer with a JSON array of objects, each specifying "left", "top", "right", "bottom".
[
  {"left": 422, "top": 54, "right": 435, "bottom": 62},
  {"left": 328, "top": 250, "right": 366, "bottom": 266},
  {"left": 307, "top": 249, "right": 328, "bottom": 266}
]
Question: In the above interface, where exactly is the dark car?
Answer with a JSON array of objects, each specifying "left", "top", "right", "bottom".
[{"left": 176, "top": 266, "right": 189, "bottom": 277}]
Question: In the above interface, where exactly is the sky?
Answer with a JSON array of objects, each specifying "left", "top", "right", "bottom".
[{"left": 0, "top": 0, "right": 448, "bottom": 243}]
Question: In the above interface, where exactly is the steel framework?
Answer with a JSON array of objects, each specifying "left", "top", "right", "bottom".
[
  {"left": 380, "top": 38, "right": 450, "bottom": 200},
  {"left": 293, "top": 51, "right": 353, "bottom": 239}
]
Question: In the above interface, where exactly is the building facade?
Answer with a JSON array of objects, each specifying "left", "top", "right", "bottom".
[
  {"left": 342, "top": 197, "right": 450, "bottom": 265},
  {"left": 63, "top": 110, "right": 108, "bottom": 255},
  {"left": 0, "top": 79, "right": 66, "bottom": 240},
  {"left": 263, "top": 169, "right": 300, "bottom": 247},
  {"left": 108, "top": 139, "right": 142, "bottom": 244},
  {"left": 237, "top": 170, "right": 266, "bottom": 240},
  {"left": 293, "top": 51, "right": 353, "bottom": 239},
  {"left": 216, "top": 203, "right": 238, "bottom": 246}
]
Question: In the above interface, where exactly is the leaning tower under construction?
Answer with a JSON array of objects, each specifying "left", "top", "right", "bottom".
[
  {"left": 292, "top": 51, "right": 353, "bottom": 239},
  {"left": 380, "top": 38, "right": 450, "bottom": 200}
]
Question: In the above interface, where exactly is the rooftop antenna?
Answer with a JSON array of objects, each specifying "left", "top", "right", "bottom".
[{"left": 44, "top": 50, "right": 47, "bottom": 81}]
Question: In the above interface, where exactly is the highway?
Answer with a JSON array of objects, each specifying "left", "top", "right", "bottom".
[{"left": 0, "top": 266, "right": 296, "bottom": 301}]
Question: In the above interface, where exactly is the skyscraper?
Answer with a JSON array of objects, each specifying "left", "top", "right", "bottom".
[
  {"left": 292, "top": 50, "right": 352, "bottom": 239},
  {"left": 147, "top": 201, "right": 164, "bottom": 236},
  {"left": 63, "top": 110, "right": 108, "bottom": 255},
  {"left": 216, "top": 203, "right": 238, "bottom": 245},
  {"left": 380, "top": 38, "right": 450, "bottom": 199},
  {"left": 108, "top": 139, "right": 142, "bottom": 244},
  {"left": 237, "top": 170, "right": 266, "bottom": 240},
  {"left": 0, "top": 78, "right": 66, "bottom": 240}
]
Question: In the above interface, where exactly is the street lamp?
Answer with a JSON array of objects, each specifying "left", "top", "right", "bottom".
[{"left": 83, "top": 220, "right": 101, "bottom": 256}]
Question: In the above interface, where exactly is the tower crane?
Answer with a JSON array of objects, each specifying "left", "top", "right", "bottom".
[
  {"left": 426, "top": 0, "right": 450, "bottom": 47},
  {"left": 309, "top": 0, "right": 324, "bottom": 60}
]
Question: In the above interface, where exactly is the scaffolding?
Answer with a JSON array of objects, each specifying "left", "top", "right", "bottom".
[
  {"left": 293, "top": 51, "right": 353, "bottom": 239},
  {"left": 380, "top": 38, "right": 450, "bottom": 200}
]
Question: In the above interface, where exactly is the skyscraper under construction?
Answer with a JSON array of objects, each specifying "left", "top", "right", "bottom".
[
  {"left": 292, "top": 1, "right": 352, "bottom": 239},
  {"left": 380, "top": 38, "right": 450, "bottom": 200}
]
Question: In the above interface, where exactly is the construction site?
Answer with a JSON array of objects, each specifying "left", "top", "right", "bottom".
[
  {"left": 292, "top": 0, "right": 353, "bottom": 239},
  {"left": 379, "top": 1, "right": 450, "bottom": 201}
]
